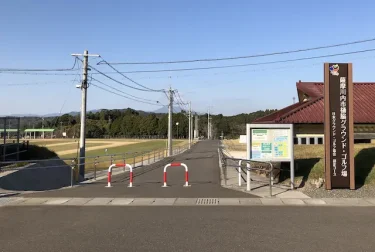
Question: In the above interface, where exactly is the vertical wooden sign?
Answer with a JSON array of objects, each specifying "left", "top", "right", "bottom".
[{"left": 324, "top": 63, "right": 355, "bottom": 189}]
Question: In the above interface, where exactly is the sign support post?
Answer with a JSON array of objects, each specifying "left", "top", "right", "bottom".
[{"left": 324, "top": 63, "right": 355, "bottom": 190}]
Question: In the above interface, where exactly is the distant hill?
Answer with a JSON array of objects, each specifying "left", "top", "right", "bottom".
[
  {"left": 2, "top": 107, "right": 200, "bottom": 118},
  {"left": 153, "top": 106, "right": 182, "bottom": 114}
]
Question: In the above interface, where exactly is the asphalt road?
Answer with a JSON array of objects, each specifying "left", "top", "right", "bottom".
[
  {"left": 1, "top": 206, "right": 374, "bottom": 252},
  {"left": 23, "top": 140, "right": 256, "bottom": 198}
]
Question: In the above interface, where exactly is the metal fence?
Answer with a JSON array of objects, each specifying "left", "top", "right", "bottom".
[
  {"left": 218, "top": 142, "right": 274, "bottom": 197},
  {"left": 0, "top": 117, "right": 22, "bottom": 162},
  {"left": 0, "top": 141, "right": 195, "bottom": 188}
]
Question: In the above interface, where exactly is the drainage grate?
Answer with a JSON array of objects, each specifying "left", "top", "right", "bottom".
[{"left": 196, "top": 198, "right": 219, "bottom": 205}]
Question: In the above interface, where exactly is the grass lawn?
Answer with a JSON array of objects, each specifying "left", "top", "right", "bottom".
[
  {"left": 27, "top": 139, "right": 78, "bottom": 146},
  {"left": 46, "top": 142, "right": 107, "bottom": 153},
  {"left": 223, "top": 139, "right": 375, "bottom": 186},
  {"left": 293, "top": 144, "right": 375, "bottom": 186},
  {"left": 2, "top": 139, "right": 190, "bottom": 175},
  {"left": 58, "top": 139, "right": 185, "bottom": 158},
  {"left": 59, "top": 139, "right": 187, "bottom": 173}
]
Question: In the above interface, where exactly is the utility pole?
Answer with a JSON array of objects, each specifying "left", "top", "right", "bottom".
[
  {"left": 71, "top": 50, "right": 100, "bottom": 180},
  {"left": 79, "top": 50, "right": 89, "bottom": 179},
  {"left": 167, "top": 87, "right": 173, "bottom": 156},
  {"left": 207, "top": 107, "right": 210, "bottom": 139},
  {"left": 194, "top": 114, "right": 199, "bottom": 139},
  {"left": 188, "top": 101, "right": 191, "bottom": 149},
  {"left": 191, "top": 111, "right": 194, "bottom": 144}
]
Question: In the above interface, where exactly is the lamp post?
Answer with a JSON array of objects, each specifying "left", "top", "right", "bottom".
[{"left": 176, "top": 122, "right": 179, "bottom": 139}]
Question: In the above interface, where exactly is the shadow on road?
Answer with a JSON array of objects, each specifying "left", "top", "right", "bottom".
[{"left": 0, "top": 159, "right": 72, "bottom": 191}]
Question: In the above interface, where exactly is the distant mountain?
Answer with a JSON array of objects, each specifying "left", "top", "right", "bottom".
[
  {"left": 2, "top": 107, "right": 198, "bottom": 118},
  {"left": 0, "top": 114, "right": 40, "bottom": 117},
  {"left": 153, "top": 106, "right": 182, "bottom": 114}
]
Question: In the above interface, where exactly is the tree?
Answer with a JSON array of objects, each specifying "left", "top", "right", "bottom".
[{"left": 86, "top": 120, "right": 104, "bottom": 138}]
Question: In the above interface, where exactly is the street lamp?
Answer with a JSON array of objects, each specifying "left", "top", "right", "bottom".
[{"left": 176, "top": 122, "right": 179, "bottom": 139}]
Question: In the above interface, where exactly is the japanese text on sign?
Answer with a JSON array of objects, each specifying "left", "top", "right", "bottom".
[{"left": 340, "top": 77, "right": 348, "bottom": 177}]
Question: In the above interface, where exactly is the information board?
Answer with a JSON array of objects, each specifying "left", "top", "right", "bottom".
[
  {"left": 250, "top": 128, "right": 291, "bottom": 160},
  {"left": 246, "top": 124, "right": 295, "bottom": 189}
]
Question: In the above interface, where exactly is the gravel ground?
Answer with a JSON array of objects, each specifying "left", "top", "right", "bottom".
[{"left": 300, "top": 183, "right": 375, "bottom": 198}]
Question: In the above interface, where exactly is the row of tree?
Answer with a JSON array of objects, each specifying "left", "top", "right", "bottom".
[{"left": 17, "top": 108, "right": 277, "bottom": 139}]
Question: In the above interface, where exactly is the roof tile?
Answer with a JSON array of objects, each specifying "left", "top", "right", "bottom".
[{"left": 254, "top": 82, "right": 375, "bottom": 124}]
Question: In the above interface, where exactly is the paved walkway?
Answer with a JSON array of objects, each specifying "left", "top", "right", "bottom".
[
  {"left": 223, "top": 149, "right": 310, "bottom": 198},
  {"left": 21, "top": 141, "right": 258, "bottom": 198}
]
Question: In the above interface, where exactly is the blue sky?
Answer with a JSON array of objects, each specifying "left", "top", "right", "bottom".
[{"left": 1, "top": 0, "right": 375, "bottom": 116}]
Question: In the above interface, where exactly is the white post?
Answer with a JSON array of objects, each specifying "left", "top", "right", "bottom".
[
  {"left": 290, "top": 127, "right": 295, "bottom": 190},
  {"left": 188, "top": 102, "right": 191, "bottom": 149},
  {"left": 246, "top": 163, "right": 251, "bottom": 191},
  {"left": 238, "top": 160, "right": 242, "bottom": 186},
  {"left": 207, "top": 108, "right": 210, "bottom": 139},
  {"left": 167, "top": 87, "right": 173, "bottom": 156}
]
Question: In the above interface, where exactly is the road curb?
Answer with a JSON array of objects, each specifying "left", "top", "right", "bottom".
[{"left": 3, "top": 197, "right": 375, "bottom": 207}]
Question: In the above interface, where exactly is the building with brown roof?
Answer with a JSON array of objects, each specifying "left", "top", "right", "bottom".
[{"left": 254, "top": 81, "right": 375, "bottom": 144}]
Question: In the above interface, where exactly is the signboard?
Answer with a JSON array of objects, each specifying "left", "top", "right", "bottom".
[
  {"left": 324, "top": 63, "right": 355, "bottom": 189},
  {"left": 249, "top": 128, "right": 291, "bottom": 160},
  {"left": 246, "top": 124, "right": 294, "bottom": 189}
]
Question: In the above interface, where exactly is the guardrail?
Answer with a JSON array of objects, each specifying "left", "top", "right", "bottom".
[{"left": 218, "top": 146, "right": 274, "bottom": 197}]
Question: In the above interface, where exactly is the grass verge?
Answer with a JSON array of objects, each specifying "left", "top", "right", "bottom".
[{"left": 223, "top": 139, "right": 375, "bottom": 186}]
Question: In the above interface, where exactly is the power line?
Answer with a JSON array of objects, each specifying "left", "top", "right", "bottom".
[
  {"left": 91, "top": 77, "right": 161, "bottom": 103},
  {"left": 74, "top": 55, "right": 165, "bottom": 92},
  {"left": 97, "top": 37, "right": 375, "bottom": 65},
  {"left": 98, "top": 56, "right": 165, "bottom": 92},
  {"left": 0, "top": 81, "right": 72, "bottom": 86},
  {"left": 88, "top": 63, "right": 163, "bottom": 92},
  {"left": 0, "top": 58, "right": 78, "bottom": 72},
  {"left": 59, "top": 71, "right": 81, "bottom": 114},
  {"left": 173, "top": 91, "right": 189, "bottom": 113},
  {"left": 4, "top": 48, "right": 375, "bottom": 76},
  {"left": 90, "top": 83, "right": 164, "bottom": 106},
  {"left": 174, "top": 91, "right": 188, "bottom": 110},
  {"left": 95, "top": 48, "right": 375, "bottom": 73}
]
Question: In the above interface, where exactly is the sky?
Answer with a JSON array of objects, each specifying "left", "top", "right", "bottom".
[{"left": 1, "top": 0, "right": 375, "bottom": 116}]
